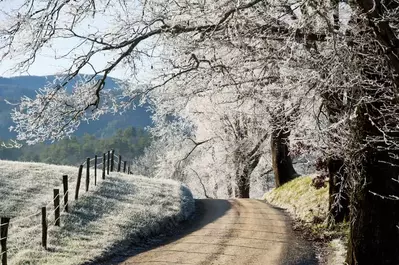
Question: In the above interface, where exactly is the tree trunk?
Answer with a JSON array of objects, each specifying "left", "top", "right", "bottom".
[
  {"left": 271, "top": 128, "right": 298, "bottom": 187},
  {"left": 345, "top": 102, "right": 399, "bottom": 264},
  {"left": 344, "top": 56, "right": 399, "bottom": 263},
  {"left": 322, "top": 91, "right": 351, "bottom": 224},
  {"left": 328, "top": 158, "right": 350, "bottom": 224},
  {"left": 346, "top": 149, "right": 399, "bottom": 265},
  {"left": 227, "top": 176, "right": 233, "bottom": 198},
  {"left": 236, "top": 174, "right": 250, "bottom": 198},
  {"left": 236, "top": 154, "right": 262, "bottom": 198}
]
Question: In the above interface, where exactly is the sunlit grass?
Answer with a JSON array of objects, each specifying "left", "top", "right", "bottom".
[
  {"left": 263, "top": 175, "right": 328, "bottom": 223},
  {"left": 263, "top": 175, "right": 347, "bottom": 265}
]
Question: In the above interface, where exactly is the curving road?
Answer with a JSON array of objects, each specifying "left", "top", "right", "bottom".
[{"left": 113, "top": 199, "right": 317, "bottom": 265}]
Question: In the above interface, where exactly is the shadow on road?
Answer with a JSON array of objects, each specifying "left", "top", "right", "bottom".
[{"left": 90, "top": 199, "right": 232, "bottom": 265}]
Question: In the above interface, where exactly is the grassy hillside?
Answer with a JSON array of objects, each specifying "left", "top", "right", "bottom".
[
  {"left": 263, "top": 175, "right": 347, "bottom": 265},
  {"left": 263, "top": 175, "right": 329, "bottom": 223},
  {"left": 0, "top": 160, "right": 194, "bottom": 265}
]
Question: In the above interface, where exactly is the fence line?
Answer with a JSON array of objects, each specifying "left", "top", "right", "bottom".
[{"left": 0, "top": 149, "right": 134, "bottom": 265}]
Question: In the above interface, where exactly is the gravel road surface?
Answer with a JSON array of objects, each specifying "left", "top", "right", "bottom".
[{"left": 105, "top": 199, "right": 317, "bottom": 265}]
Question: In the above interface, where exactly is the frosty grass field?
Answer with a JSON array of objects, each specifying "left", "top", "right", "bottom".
[{"left": 0, "top": 160, "right": 194, "bottom": 265}]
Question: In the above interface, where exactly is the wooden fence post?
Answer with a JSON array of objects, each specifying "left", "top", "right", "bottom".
[
  {"left": 107, "top": 151, "right": 110, "bottom": 175},
  {"left": 111, "top": 150, "right": 115, "bottom": 172},
  {"left": 102, "top": 153, "right": 106, "bottom": 179},
  {"left": 41, "top": 207, "right": 47, "bottom": 250},
  {"left": 94, "top": 155, "right": 97, "bottom": 186},
  {"left": 1, "top": 217, "right": 10, "bottom": 265},
  {"left": 123, "top": 161, "right": 127, "bottom": 173},
  {"left": 118, "top": 155, "right": 122, "bottom": 172},
  {"left": 63, "top": 175, "right": 69, "bottom": 213},
  {"left": 75, "top": 165, "right": 83, "bottom": 200},
  {"left": 86, "top": 157, "right": 90, "bottom": 192},
  {"left": 54, "top": 189, "right": 60, "bottom": 226}
]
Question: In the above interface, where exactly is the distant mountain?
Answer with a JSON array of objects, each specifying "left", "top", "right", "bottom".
[
  {"left": 0, "top": 75, "right": 119, "bottom": 98},
  {"left": 0, "top": 75, "right": 153, "bottom": 140}
]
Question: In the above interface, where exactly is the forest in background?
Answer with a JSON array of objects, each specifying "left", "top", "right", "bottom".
[{"left": 0, "top": 126, "right": 151, "bottom": 166}]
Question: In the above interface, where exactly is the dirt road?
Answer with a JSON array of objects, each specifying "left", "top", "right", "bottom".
[{"left": 111, "top": 199, "right": 317, "bottom": 265}]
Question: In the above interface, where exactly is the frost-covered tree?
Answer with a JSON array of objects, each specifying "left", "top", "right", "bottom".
[
  {"left": 146, "top": 82, "right": 272, "bottom": 198},
  {"left": 304, "top": 1, "right": 399, "bottom": 264}
]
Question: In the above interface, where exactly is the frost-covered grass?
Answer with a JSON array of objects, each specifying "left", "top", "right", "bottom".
[
  {"left": 0, "top": 160, "right": 194, "bottom": 265},
  {"left": 263, "top": 175, "right": 347, "bottom": 265}
]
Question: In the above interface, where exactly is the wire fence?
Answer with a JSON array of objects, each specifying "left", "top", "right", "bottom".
[{"left": 0, "top": 149, "right": 134, "bottom": 265}]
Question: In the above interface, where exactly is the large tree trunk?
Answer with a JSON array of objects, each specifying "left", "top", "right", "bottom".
[
  {"left": 345, "top": 89, "right": 399, "bottom": 264},
  {"left": 271, "top": 128, "right": 298, "bottom": 187},
  {"left": 345, "top": 84, "right": 399, "bottom": 264},
  {"left": 346, "top": 147, "right": 399, "bottom": 264},
  {"left": 327, "top": 158, "right": 350, "bottom": 224}
]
